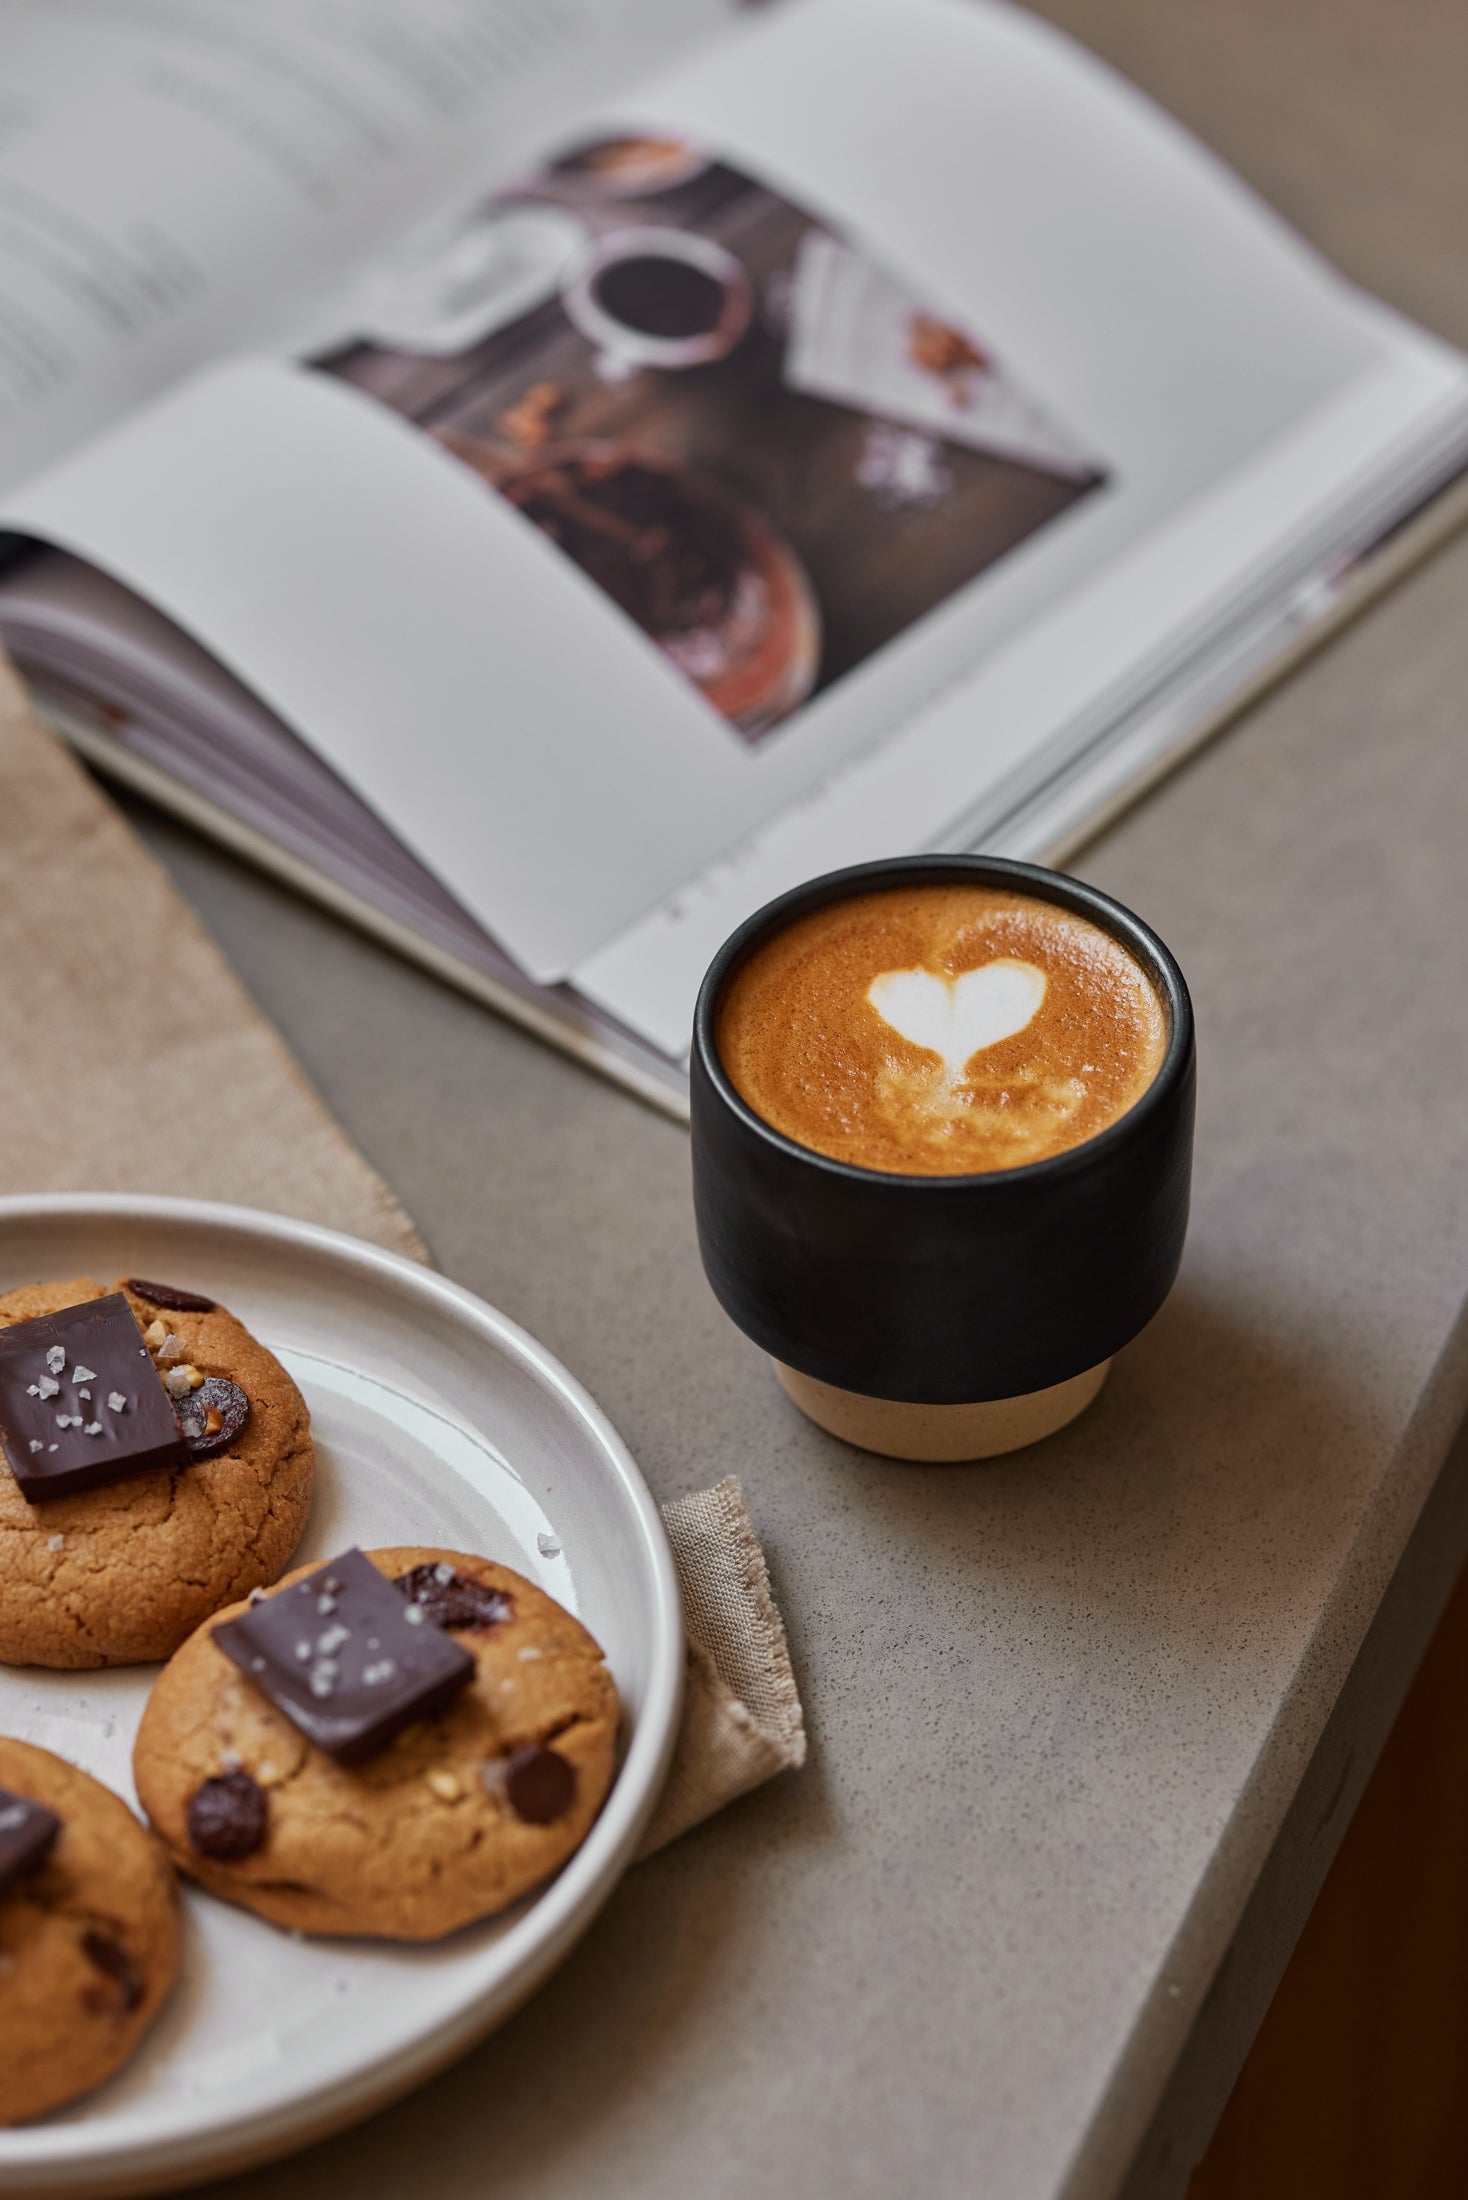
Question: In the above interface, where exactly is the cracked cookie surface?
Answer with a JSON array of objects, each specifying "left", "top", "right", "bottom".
[
  {"left": 0, "top": 1737, "right": 179, "bottom": 2125},
  {"left": 134, "top": 1547, "right": 620, "bottom": 1940},
  {"left": 0, "top": 1276, "right": 314, "bottom": 1668}
]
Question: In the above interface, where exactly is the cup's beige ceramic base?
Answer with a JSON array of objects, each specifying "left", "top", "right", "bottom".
[{"left": 774, "top": 1357, "right": 1110, "bottom": 1461}]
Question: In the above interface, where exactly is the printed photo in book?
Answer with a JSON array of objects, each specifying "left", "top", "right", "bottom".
[{"left": 318, "top": 135, "right": 1105, "bottom": 741}]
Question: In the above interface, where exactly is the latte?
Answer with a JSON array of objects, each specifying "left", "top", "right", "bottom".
[{"left": 715, "top": 881, "right": 1168, "bottom": 1176}]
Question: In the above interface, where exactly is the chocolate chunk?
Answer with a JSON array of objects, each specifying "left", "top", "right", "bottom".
[
  {"left": 0, "top": 1785, "right": 61, "bottom": 1894},
  {"left": 504, "top": 1745, "right": 576, "bottom": 1825},
  {"left": 0, "top": 1294, "right": 188, "bottom": 1501},
  {"left": 80, "top": 1930, "right": 143, "bottom": 2015},
  {"left": 393, "top": 1563, "right": 513, "bottom": 1632},
  {"left": 175, "top": 1377, "right": 251, "bottom": 1460},
  {"left": 187, "top": 1770, "right": 267, "bottom": 1860},
  {"left": 214, "top": 1548, "right": 475, "bottom": 1765},
  {"left": 125, "top": 1278, "right": 216, "bottom": 1314}
]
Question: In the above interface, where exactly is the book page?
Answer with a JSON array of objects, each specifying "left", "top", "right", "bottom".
[{"left": 0, "top": 0, "right": 730, "bottom": 496}]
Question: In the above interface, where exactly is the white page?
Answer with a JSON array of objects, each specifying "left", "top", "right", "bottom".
[
  {"left": 0, "top": 0, "right": 729, "bottom": 495},
  {"left": 4, "top": 0, "right": 1464, "bottom": 989}
]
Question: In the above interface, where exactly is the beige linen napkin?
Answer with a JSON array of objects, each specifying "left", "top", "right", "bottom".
[
  {"left": 0, "top": 658, "right": 805, "bottom": 1835},
  {"left": 641, "top": 1476, "right": 807, "bottom": 1852}
]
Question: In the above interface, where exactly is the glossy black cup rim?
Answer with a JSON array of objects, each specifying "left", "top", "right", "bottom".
[{"left": 693, "top": 853, "right": 1195, "bottom": 1194}]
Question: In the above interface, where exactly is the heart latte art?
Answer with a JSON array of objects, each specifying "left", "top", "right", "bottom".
[
  {"left": 717, "top": 882, "right": 1168, "bottom": 1176},
  {"left": 866, "top": 961, "right": 1047, "bottom": 1078}
]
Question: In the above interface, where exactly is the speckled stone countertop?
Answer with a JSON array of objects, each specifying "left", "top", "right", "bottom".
[{"left": 130, "top": 5, "right": 1466, "bottom": 2194}]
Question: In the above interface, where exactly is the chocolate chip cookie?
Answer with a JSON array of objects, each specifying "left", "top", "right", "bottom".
[
  {"left": 0, "top": 1276, "right": 314, "bottom": 1667},
  {"left": 0, "top": 1737, "right": 179, "bottom": 2124},
  {"left": 133, "top": 1547, "right": 619, "bottom": 1940}
]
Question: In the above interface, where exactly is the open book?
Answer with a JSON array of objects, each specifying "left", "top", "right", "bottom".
[{"left": 2, "top": 0, "right": 1465, "bottom": 1115}]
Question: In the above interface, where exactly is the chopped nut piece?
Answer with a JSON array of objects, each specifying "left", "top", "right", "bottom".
[
  {"left": 143, "top": 1320, "right": 167, "bottom": 1350},
  {"left": 256, "top": 1760, "right": 284, "bottom": 1788},
  {"left": 426, "top": 1769, "right": 462, "bottom": 1802}
]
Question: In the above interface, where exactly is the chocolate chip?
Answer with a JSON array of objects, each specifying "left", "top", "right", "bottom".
[
  {"left": 80, "top": 1930, "right": 143, "bottom": 2015},
  {"left": 175, "top": 1377, "right": 250, "bottom": 1459},
  {"left": 393, "top": 1564, "right": 513, "bottom": 1632},
  {"left": 186, "top": 1770, "right": 268, "bottom": 1861},
  {"left": 125, "top": 1278, "right": 216, "bottom": 1314},
  {"left": 0, "top": 1786, "right": 61, "bottom": 1893},
  {"left": 504, "top": 1745, "right": 576, "bottom": 1825}
]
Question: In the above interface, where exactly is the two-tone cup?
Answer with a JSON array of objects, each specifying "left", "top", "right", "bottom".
[{"left": 690, "top": 854, "right": 1194, "bottom": 1460}]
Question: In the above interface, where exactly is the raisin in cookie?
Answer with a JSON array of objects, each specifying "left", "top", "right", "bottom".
[
  {"left": 134, "top": 1547, "right": 619, "bottom": 1940},
  {"left": 0, "top": 1737, "right": 179, "bottom": 2125},
  {"left": 0, "top": 1275, "right": 313, "bottom": 1668}
]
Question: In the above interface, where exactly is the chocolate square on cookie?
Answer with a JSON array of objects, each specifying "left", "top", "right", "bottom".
[
  {"left": 214, "top": 1548, "right": 474, "bottom": 1764},
  {"left": 0, "top": 1785, "right": 61, "bottom": 1893},
  {"left": 0, "top": 1293, "right": 189, "bottom": 1501}
]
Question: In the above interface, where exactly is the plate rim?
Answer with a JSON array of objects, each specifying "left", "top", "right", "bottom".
[{"left": 0, "top": 1193, "right": 685, "bottom": 2196}]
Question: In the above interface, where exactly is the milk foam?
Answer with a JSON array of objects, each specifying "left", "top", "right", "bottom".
[{"left": 866, "top": 960, "right": 1047, "bottom": 1079}]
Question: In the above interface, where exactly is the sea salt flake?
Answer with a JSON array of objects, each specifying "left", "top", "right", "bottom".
[
  {"left": 47, "top": 1534, "right": 63, "bottom": 1550},
  {"left": 316, "top": 1593, "right": 337, "bottom": 1616},
  {"left": 164, "top": 1366, "right": 194, "bottom": 1397},
  {"left": 35, "top": 1375, "right": 59, "bottom": 1400},
  {"left": 403, "top": 1603, "right": 424, "bottom": 1626},
  {"left": 433, "top": 1562, "right": 455, "bottom": 1585},
  {"left": 362, "top": 1658, "right": 397, "bottom": 1686},
  {"left": 536, "top": 1531, "right": 563, "bottom": 1558},
  {"left": 45, "top": 1346, "right": 65, "bottom": 1374},
  {"left": 77, "top": 1390, "right": 91, "bottom": 1402},
  {"left": 71, "top": 1365, "right": 96, "bottom": 1384},
  {"left": 316, "top": 1624, "right": 349, "bottom": 1656},
  {"left": 294, "top": 1640, "right": 312, "bottom": 1662},
  {"left": 308, "top": 1668, "right": 335, "bottom": 1699},
  {"left": 83, "top": 1422, "right": 102, "bottom": 1436},
  {"left": 219, "top": 1749, "right": 242, "bottom": 1773},
  {"left": 27, "top": 1440, "right": 42, "bottom": 1454},
  {"left": 157, "top": 1332, "right": 185, "bottom": 1361},
  {"left": 108, "top": 1392, "right": 126, "bottom": 1412},
  {"left": 517, "top": 1645, "right": 543, "bottom": 1662},
  {"left": 479, "top": 1759, "right": 508, "bottom": 1798}
]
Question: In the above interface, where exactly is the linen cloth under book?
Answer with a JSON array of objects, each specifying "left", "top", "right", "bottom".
[{"left": 0, "top": 651, "right": 805, "bottom": 1850}]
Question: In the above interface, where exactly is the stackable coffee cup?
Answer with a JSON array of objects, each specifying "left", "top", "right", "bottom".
[{"left": 690, "top": 855, "right": 1195, "bottom": 1460}]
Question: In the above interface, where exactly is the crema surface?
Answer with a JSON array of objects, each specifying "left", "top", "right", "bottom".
[{"left": 716, "top": 884, "right": 1168, "bottom": 1176}]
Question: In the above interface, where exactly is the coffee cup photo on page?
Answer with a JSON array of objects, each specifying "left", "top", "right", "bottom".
[{"left": 691, "top": 855, "right": 1195, "bottom": 1461}]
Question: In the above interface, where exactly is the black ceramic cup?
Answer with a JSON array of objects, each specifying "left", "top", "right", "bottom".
[{"left": 690, "top": 854, "right": 1195, "bottom": 1459}]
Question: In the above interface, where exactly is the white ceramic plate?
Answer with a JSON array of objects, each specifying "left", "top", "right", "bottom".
[{"left": 0, "top": 1196, "right": 684, "bottom": 2198}]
